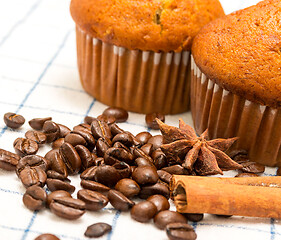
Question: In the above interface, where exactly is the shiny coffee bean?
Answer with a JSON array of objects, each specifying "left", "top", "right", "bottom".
[
  {"left": 154, "top": 210, "right": 187, "bottom": 230},
  {"left": 23, "top": 185, "right": 47, "bottom": 211},
  {"left": 104, "top": 147, "right": 134, "bottom": 165},
  {"left": 136, "top": 132, "right": 152, "bottom": 146},
  {"left": 35, "top": 233, "right": 60, "bottom": 240},
  {"left": 109, "top": 123, "right": 124, "bottom": 136},
  {"left": 0, "top": 148, "right": 20, "bottom": 171},
  {"left": 97, "top": 114, "right": 116, "bottom": 125},
  {"left": 4, "top": 112, "right": 25, "bottom": 129},
  {"left": 102, "top": 107, "right": 128, "bottom": 123},
  {"left": 47, "top": 170, "right": 68, "bottom": 181},
  {"left": 84, "top": 116, "right": 96, "bottom": 125},
  {"left": 48, "top": 152, "right": 67, "bottom": 176},
  {"left": 140, "top": 143, "right": 153, "bottom": 156},
  {"left": 133, "top": 147, "right": 153, "bottom": 163},
  {"left": 45, "top": 149, "right": 59, "bottom": 162},
  {"left": 57, "top": 124, "right": 71, "bottom": 138},
  {"left": 46, "top": 190, "right": 71, "bottom": 207},
  {"left": 135, "top": 157, "right": 155, "bottom": 168},
  {"left": 80, "top": 180, "right": 110, "bottom": 196},
  {"left": 157, "top": 170, "right": 172, "bottom": 184},
  {"left": 80, "top": 166, "right": 97, "bottom": 180},
  {"left": 113, "top": 141, "right": 130, "bottom": 152},
  {"left": 91, "top": 118, "right": 112, "bottom": 140},
  {"left": 93, "top": 157, "right": 105, "bottom": 166},
  {"left": 72, "top": 130, "right": 95, "bottom": 151},
  {"left": 50, "top": 196, "right": 86, "bottom": 220},
  {"left": 65, "top": 133, "right": 86, "bottom": 147},
  {"left": 112, "top": 132, "right": 134, "bottom": 147},
  {"left": 46, "top": 178, "right": 75, "bottom": 194},
  {"left": 59, "top": 142, "right": 81, "bottom": 175},
  {"left": 19, "top": 166, "right": 47, "bottom": 188},
  {"left": 108, "top": 190, "right": 135, "bottom": 211},
  {"left": 132, "top": 166, "right": 159, "bottom": 185},
  {"left": 29, "top": 117, "right": 52, "bottom": 130},
  {"left": 131, "top": 201, "right": 158, "bottom": 223},
  {"left": 43, "top": 121, "right": 60, "bottom": 143},
  {"left": 147, "top": 195, "right": 170, "bottom": 213},
  {"left": 73, "top": 123, "right": 91, "bottom": 134},
  {"left": 162, "top": 165, "right": 189, "bottom": 175},
  {"left": 13, "top": 138, "right": 39, "bottom": 157},
  {"left": 84, "top": 223, "right": 112, "bottom": 238},
  {"left": 183, "top": 213, "right": 204, "bottom": 222},
  {"left": 77, "top": 189, "right": 108, "bottom": 211},
  {"left": 25, "top": 130, "right": 47, "bottom": 144},
  {"left": 145, "top": 113, "right": 165, "bottom": 130},
  {"left": 75, "top": 145, "right": 94, "bottom": 171},
  {"left": 113, "top": 161, "right": 131, "bottom": 179},
  {"left": 16, "top": 155, "right": 48, "bottom": 176},
  {"left": 166, "top": 222, "right": 197, "bottom": 240},
  {"left": 241, "top": 161, "right": 265, "bottom": 174},
  {"left": 96, "top": 138, "right": 111, "bottom": 157},
  {"left": 139, "top": 182, "right": 170, "bottom": 199},
  {"left": 152, "top": 149, "right": 167, "bottom": 169},
  {"left": 235, "top": 172, "right": 259, "bottom": 177},
  {"left": 148, "top": 135, "right": 164, "bottom": 151},
  {"left": 115, "top": 179, "right": 140, "bottom": 198},
  {"left": 229, "top": 149, "right": 249, "bottom": 162},
  {"left": 95, "top": 165, "right": 121, "bottom": 187},
  {"left": 52, "top": 138, "right": 65, "bottom": 149}
]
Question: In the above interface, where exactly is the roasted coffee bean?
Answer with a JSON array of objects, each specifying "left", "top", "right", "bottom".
[
  {"left": 104, "top": 147, "right": 134, "bottom": 165},
  {"left": 35, "top": 233, "right": 60, "bottom": 240},
  {"left": 46, "top": 178, "right": 75, "bottom": 194},
  {"left": 91, "top": 118, "right": 112, "bottom": 140},
  {"left": 47, "top": 190, "right": 72, "bottom": 207},
  {"left": 16, "top": 155, "right": 49, "bottom": 176},
  {"left": 4, "top": 112, "right": 25, "bottom": 129},
  {"left": 162, "top": 165, "right": 189, "bottom": 175},
  {"left": 80, "top": 166, "right": 97, "bottom": 180},
  {"left": 148, "top": 135, "right": 164, "bottom": 151},
  {"left": 109, "top": 123, "right": 124, "bottom": 136},
  {"left": 157, "top": 170, "right": 172, "bottom": 184},
  {"left": 133, "top": 147, "right": 154, "bottom": 163},
  {"left": 43, "top": 121, "right": 60, "bottom": 143},
  {"left": 77, "top": 189, "right": 108, "bottom": 211},
  {"left": 13, "top": 137, "right": 39, "bottom": 157},
  {"left": 73, "top": 123, "right": 92, "bottom": 134},
  {"left": 152, "top": 149, "right": 167, "bottom": 169},
  {"left": 57, "top": 123, "right": 71, "bottom": 138},
  {"left": 45, "top": 149, "right": 59, "bottom": 162},
  {"left": 241, "top": 161, "right": 265, "bottom": 173},
  {"left": 29, "top": 117, "right": 52, "bottom": 130},
  {"left": 96, "top": 138, "right": 111, "bottom": 157},
  {"left": 139, "top": 182, "right": 170, "bottom": 199},
  {"left": 19, "top": 166, "right": 47, "bottom": 188},
  {"left": 50, "top": 196, "right": 86, "bottom": 220},
  {"left": 112, "top": 132, "right": 134, "bottom": 147},
  {"left": 277, "top": 167, "right": 281, "bottom": 176},
  {"left": 135, "top": 157, "right": 155, "bottom": 168},
  {"left": 72, "top": 130, "right": 95, "bottom": 151},
  {"left": 93, "top": 157, "right": 105, "bottom": 166},
  {"left": 229, "top": 149, "right": 248, "bottom": 161},
  {"left": 25, "top": 130, "right": 47, "bottom": 144},
  {"left": 48, "top": 152, "right": 67, "bottom": 176},
  {"left": 102, "top": 107, "right": 128, "bottom": 123},
  {"left": 97, "top": 114, "right": 116, "bottom": 125},
  {"left": 113, "top": 142, "right": 130, "bottom": 152},
  {"left": 84, "top": 116, "right": 96, "bottom": 125},
  {"left": 84, "top": 223, "right": 112, "bottom": 238},
  {"left": 59, "top": 142, "right": 81, "bottom": 175},
  {"left": 81, "top": 180, "right": 110, "bottom": 196},
  {"left": 136, "top": 132, "right": 152, "bottom": 146},
  {"left": 51, "top": 138, "right": 65, "bottom": 149},
  {"left": 154, "top": 210, "right": 187, "bottom": 230},
  {"left": 183, "top": 213, "right": 204, "bottom": 222},
  {"left": 47, "top": 170, "right": 69, "bottom": 181},
  {"left": 126, "top": 131, "right": 142, "bottom": 147},
  {"left": 23, "top": 185, "right": 47, "bottom": 211},
  {"left": 166, "top": 222, "right": 197, "bottom": 240},
  {"left": 147, "top": 195, "right": 170, "bottom": 213},
  {"left": 75, "top": 145, "right": 94, "bottom": 171},
  {"left": 145, "top": 113, "right": 165, "bottom": 130},
  {"left": 95, "top": 165, "right": 121, "bottom": 187},
  {"left": 65, "top": 133, "right": 86, "bottom": 147},
  {"left": 235, "top": 172, "right": 259, "bottom": 177},
  {"left": 0, "top": 148, "right": 20, "bottom": 171},
  {"left": 131, "top": 201, "right": 158, "bottom": 223},
  {"left": 113, "top": 161, "right": 131, "bottom": 179},
  {"left": 108, "top": 190, "right": 134, "bottom": 211},
  {"left": 115, "top": 178, "right": 140, "bottom": 198},
  {"left": 132, "top": 166, "right": 159, "bottom": 185},
  {"left": 140, "top": 143, "right": 153, "bottom": 156}
]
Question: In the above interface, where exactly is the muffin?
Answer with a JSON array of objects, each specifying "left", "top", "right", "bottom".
[
  {"left": 191, "top": 0, "right": 281, "bottom": 166},
  {"left": 70, "top": 0, "right": 224, "bottom": 114}
]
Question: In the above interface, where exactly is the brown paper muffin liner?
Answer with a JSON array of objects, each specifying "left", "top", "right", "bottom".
[
  {"left": 76, "top": 26, "right": 191, "bottom": 114},
  {"left": 190, "top": 55, "right": 281, "bottom": 167}
]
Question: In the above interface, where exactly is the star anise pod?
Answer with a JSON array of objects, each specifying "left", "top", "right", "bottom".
[{"left": 156, "top": 118, "right": 242, "bottom": 176}]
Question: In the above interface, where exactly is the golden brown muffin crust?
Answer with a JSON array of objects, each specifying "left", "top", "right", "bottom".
[
  {"left": 70, "top": 0, "right": 224, "bottom": 52},
  {"left": 192, "top": 0, "right": 281, "bottom": 108}
]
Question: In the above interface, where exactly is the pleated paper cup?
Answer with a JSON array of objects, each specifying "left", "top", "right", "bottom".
[
  {"left": 190, "top": 55, "right": 281, "bottom": 167},
  {"left": 76, "top": 26, "right": 191, "bottom": 114}
]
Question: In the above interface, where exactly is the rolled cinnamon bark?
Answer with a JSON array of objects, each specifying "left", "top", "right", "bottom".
[{"left": 171, "top": 175, "right": 281, "bottom": 219}]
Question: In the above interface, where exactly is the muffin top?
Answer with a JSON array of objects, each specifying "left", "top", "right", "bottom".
[
  {"left": 70, "top": 0, "right": 224, "bottom": 52},
  {"left": 192, "top": 0, "right": 281, "bottom": 108}
]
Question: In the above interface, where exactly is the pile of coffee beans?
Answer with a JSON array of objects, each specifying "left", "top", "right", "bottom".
[{"left": 0, "top": 107, "right": 198, "bottom": 240}]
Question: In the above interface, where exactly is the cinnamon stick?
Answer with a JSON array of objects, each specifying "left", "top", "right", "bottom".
[{"left": 171, "top": 175, "right": 281, "bottom": 219}]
